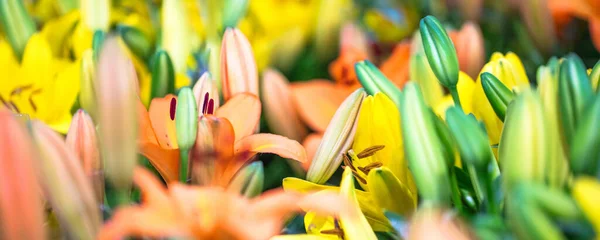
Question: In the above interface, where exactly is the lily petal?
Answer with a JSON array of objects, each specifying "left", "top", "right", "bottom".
[
  {"left": 262, "top": 69, "right": 308, "bottom": 142},
  {"left": 216, "top": 93, "right": 261, "bottom": 142},
  {"left": 221, "top": 28, "right": 259, "bottom": 100},
  {"left": 234, "top": 133, "right": 307, "bottom": 163},
  {"left": 339, "top": 168, "right": 377, "bottom": 240},
  {"left": 380, "top": 41, "right": 411, "bottom": 88},
  {"left": 290, "top": 80, "right": 354, "bottom": 133},
  {"left": 148, "top": 94, "right": 179, "bottom": 149}
]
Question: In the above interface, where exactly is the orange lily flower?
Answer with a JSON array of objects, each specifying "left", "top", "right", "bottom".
[
  {"left": 448, "top": 22, "right": 485, "bottom": 79},
  {"left": 139, "top": 92, "right": 306, "bottom": 186},
  {"left": 548, "top": 0, "right": 600, "bottom": 51},
  {"left": 99, "top": 167, "right": 354, "bottom": 240}
]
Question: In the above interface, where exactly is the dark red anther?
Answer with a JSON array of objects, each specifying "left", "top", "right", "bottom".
[
  {"left": 202, "top": 92, "right": 209, "bottom": 115},
  {"left": 169, "top": 98, "right": 177, "bottom": 120},
  {"left": 207, "top": 99, "right": 215, "bottom": 115}
]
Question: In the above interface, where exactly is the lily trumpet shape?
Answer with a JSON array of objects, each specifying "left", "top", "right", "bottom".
[
  {"left": 99, "top": 167, "right": 353, "bottom": 240},
  {"left": 350, "top": 93, "right": 417, "bottom": 214},
  {"left": 140, "top": 92, "right": 307, "bottom": 187}
]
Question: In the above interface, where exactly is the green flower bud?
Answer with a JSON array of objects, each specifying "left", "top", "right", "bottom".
[
  {"left": 400, "top": 82, "right": 450, "bottom": 204},
  {"left": 446, "top": 107, "right": 492, "bottom": 171},
  {"left": 410, "top": 51, "right": 445, "bottom": 107},
  {"left": 175, "top": 87, "right": 198, "bottom": 183},
  {"left": 590, "top": 60, "right": 600, "bottom": 92},
  {"left": 355, "top": 60, "right": 402, "bottom": 107},
  {"left": 506, "top": 183, "right": 581, "bottom": 240},
  {"left": 118, "top": 25, "right": 152, "bottom": 61},
  {"left": 228, "top": 161, "right": 264, "bottom": 198},
  {"left": 0, "top": 0, "right": 36, "bottom": 59},
  {"left": 499, "top": 89, "right": 547, "bottom": 192},
  {"left": 419, "top": 15, "right": 459, "bottom": 89},
  {"left": 481, "top": 72, "right": 515, "bottom": 121},
  {"left": 558, "top": 53, "right": 593, "bottom": 147},
  {"left": 176, "top": 87, "right": 198, "bottom": 151},
  {"left": 150, "top": 50, "right": 176, "bottom": 99},
  {"left": 223, "top": 0, "right": 249, "bottom": 28},
  {"left": 430, "top": 110, "right": 455, "bottom": 168},
  {"left": 570, "top": 95, "right": 600, "bottom": 176}
]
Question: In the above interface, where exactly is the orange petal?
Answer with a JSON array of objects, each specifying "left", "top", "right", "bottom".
[
  {"left": 329, "top": 23, "right": 370, "bottom": 85},
  {"left": 301, "top": 133, "right": 323, "bottom": 171},
  {"left": 379, "top": 41, "right": 411, "bottom": 88},
  {"left": 191, "top": 116, "right": 236, "bottom": 186},
  {"left": 148, "top": 94, "right": 179, "bottom": 149},
  {"left": 221, "top": 28, "right": 259, "bottom": 101},
  {"left": 590, "top": 19, "right": 600, "bottom": 52},
  {"left": 215, "top": 93, "right": 261, "bottom": 141},
  {"left": 290, "top": 80, "right": 352, "bottom": 132},
  {"left": 234, "top": 133, "right": 307, "bottom": 162},
  {"left": 261, "top": 69, "right": 308, "bottom": 142},
  {"left": 456, "top": 22, "right": 485, "bottom": 79}
]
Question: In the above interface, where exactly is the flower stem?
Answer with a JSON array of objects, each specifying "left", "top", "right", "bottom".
[
  {"left": 450, "top": 86, "right": 462, "bottom": 109},
  {"left": 179, "top": 150, "right": 189, "bottom": 183},
  {"left": 450, "top": 168, "right": 464, "bottom": 212}
]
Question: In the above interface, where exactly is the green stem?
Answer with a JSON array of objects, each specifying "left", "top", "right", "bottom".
[
  {"left": 450, "top": 168, "right": 464, "bottom": 212},
  {"left": 105, "top": 186, "right": 129, "bottom": 209},
  {"left": 179, "top": 150, "right": 189, "bottom": 183},
  {"left": 484, "top": 170, "right": 498, "bottom": 214},
  {"left": 450, "top": 86, "right": 462, "bottom": 109}
]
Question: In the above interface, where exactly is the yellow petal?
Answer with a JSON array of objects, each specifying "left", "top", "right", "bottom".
[
  {"left": 282, "top": 177, "right": 392, "bottom": 232},
  {"left": 21, "top": 34, "right": 54, "bottom": 88},
  {"left": 304, "top": 211, "right": 339, "bottom": 238},
  {"left": 339, "top": 168, "right": 377, "bottom": 240},
  {"left": 367, "top": 167, "right": 416, "bottom": 216},
  {"left": 572, "top": 177, "right": 600, "bottom": 233}
]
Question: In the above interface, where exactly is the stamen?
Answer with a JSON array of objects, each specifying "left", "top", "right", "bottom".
[
  {"left": 357, "top": 145, "right": 385, "bottom": 158},
  {"left": 320, "top": 228, "right": 344, "bottom": 238},
  {"left": 202, "top": 92, "right": 209, "bottom": 114},
  {"left": 10, "top": 84, "right": 33, "bottom": 96},
  {"left": 364, "top": 161, "right": 383, "bottom": 170},
  {"left": 8, "top": 101, "right": 20, "bottom": 113},
  {"left": 169, "top": 98, "right": 177, "bottom": 120},
  {"left": 207, "top": 99, "right": 214, "bottom": 115},
  {"left": 0, "top": 95, "right": 10, "bottom": 108},
  {"left": 342, "top": 153, "right": 356, "bottom": 171}
]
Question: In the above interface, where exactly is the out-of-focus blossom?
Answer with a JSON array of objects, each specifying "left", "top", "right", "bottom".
[
  {"left": 449, "top": 22, "right": 485, "bottom": 79},
  {"left": 0, "top": 34, "right": 80, "bottom": 133},
  {"left": 95, "top": 37, "right": 138, "bottom": 192},
  {"left": 262, "top": 69, "right": 308, "bottom": 142},
  {"left": 408, "top": 207, "right": 473, "bottom": 239},
  {"left": 0, "top": 110, "right": 46, "bottom": 240},
  {"left": 193, "top": 72, "right": 220, "bottom": 116},
  {"left": 99, "top": 167, "right": 351, "bottom": 240},
  {"left": 32, "top": 121, "right": 101, "bottom": 239},
  {"left": 548, "top": 0, "right": 600, "bottom": 51},
  {"left": 572, "top": 177, "right": 600, "bottom": 234}
]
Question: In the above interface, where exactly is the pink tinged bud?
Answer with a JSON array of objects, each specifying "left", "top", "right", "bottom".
[
  {"left": 32, "top": 121, "right": 101, "bottom": 239},
  {"left": 455, "top": 22, "right": 485, "bottom": 79},
  {"left": 193, "top": 72, "right": 220, "bottom": 116},
  {"left": 261, "top": 69, "right": 308, "bottom": 142},
  {"left": 221, "top": 28, "right": 259, "bottom": 101},
  {"left": 519, "top": 0, "right": 556, "bottom": 54},
  {"left": 95, "top": 37, "right": 139, "bottom": 189},
  {"left": 0, "top": 111, "right": 45, "bottom": 240},
  {"left": 66, "top": 109, "right": 103, "bottom": 202}
]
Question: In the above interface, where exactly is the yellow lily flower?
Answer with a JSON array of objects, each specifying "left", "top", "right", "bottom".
[
  {"left": 434, "top": 71, "right": 477, "bottom": 118},
  {"left": 471, "top": 52, "right": 529, "bottom": 146},
  {"left": 0, "top": 34, "right": 80, "bottom": 133},
  {"left": 349, "top": 93, "right": 417, "bottom": 215},
  {"left": 572, "top": 177, "right": 600, "bottom": 234},
  {"left": 282, "top": 177, "right": 393, "bottom": 232},
  {"left": 278, "top": 168, "right": 378, "bottom": 240}
]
